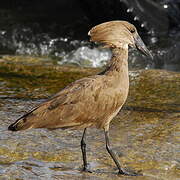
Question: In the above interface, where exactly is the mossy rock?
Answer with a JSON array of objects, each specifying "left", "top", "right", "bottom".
[{"left": 0, "top": 56, "right": 179, "bottom": 113}]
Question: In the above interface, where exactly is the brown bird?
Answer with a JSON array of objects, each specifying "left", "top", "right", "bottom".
[{"left": 8, "top": 21, "right": 152, "bottom": 176}]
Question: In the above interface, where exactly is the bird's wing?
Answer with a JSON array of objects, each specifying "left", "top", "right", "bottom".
[{"left": 16, "top": 75, "right": 117, "bottom": 129}]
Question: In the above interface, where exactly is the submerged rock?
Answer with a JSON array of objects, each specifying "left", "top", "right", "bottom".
[{"left": 0, "top": 58, "right": 179, "bottom": 179}]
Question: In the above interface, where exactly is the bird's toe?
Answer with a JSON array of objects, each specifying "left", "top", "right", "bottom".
[
  {"left": 118, "top": 169, "right": 142, "bottom": 176},
  {"left": 82, "top": 164, "right": 92, "bottom": 173}
]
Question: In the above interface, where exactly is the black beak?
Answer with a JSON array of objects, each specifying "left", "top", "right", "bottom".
[{"left": 134, "top": 34, "right": 153, "bottom": 59}]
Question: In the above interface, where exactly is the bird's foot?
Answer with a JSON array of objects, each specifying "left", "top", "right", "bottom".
[
  {"left": 118, "top": 168, "right": 142, "bottom": 176},
  {"left": 82, "top": 164, "right": 92, "bottom": 173}
]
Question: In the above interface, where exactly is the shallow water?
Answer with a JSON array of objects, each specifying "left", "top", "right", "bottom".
[
  {"left": 0, "top": 66, "right": 179, "bottom": 180},
  {"left": 0, "top": 99, "right": 179, "bottom": 180}
]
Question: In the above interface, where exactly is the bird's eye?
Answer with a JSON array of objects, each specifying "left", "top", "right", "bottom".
[{"left": 130, "top": 29, "right": 135, "bottom": 33}]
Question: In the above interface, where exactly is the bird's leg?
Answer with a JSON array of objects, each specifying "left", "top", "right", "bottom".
[
  {"left": 104, "top": 130, "right": 124, "bottom": 173},
  {"left": 104, "top": 129, "right": 141, "bottom": 176},
  {"left": 81, "top": 128, "right": 91, "bottom": 172}
]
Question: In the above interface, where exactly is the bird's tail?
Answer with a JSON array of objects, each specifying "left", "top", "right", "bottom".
[
  {"left": 8, "top": 117, "right": 27, "bottom": 131},
  {"left": 8, "top": 108, "right": 37, "bottom": 131}
]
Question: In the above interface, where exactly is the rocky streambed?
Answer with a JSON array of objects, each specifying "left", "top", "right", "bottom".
[{"left": 0, "top": 56, "right": 179, "bottom": 180}]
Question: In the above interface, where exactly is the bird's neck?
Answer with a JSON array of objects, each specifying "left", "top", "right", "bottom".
[{"left": 104, "top": 47, "right": 129, "bottom": 76}]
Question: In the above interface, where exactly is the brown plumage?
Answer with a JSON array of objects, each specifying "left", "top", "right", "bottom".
[{"left": 8, "top": 21, "right": 152, "bottom": 176}]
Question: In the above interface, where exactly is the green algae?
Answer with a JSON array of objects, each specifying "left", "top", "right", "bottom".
[
  {"left": 0, "top": 59, "right": 98, "bottom": 99},
  {"left": 0, "top": 57, "right": 179, "bottom": 112},
  {"left": 32, "top": 150, "right": 76, "bottom": 162},
  {"left": 0, "top": 147, "right": 29, "bottom": 163},
  {"left": 0, "top": 146, "right": 76, "bottom": 164},
  {"left": 127, "top": 70, "right": 180, "bottom": 112}
]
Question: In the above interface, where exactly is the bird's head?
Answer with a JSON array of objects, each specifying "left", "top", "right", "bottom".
[{"left": 88, "top": 21, "right": 153, "bottom": 58}]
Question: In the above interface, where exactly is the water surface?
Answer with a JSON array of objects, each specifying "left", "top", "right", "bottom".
[{"left": 0, "top": 66, "right": 179, "bottom": 180}]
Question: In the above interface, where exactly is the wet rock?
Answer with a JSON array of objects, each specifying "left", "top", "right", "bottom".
[
  {"left": 0, "top": 59, "right": 179, "bottom": 179},
  {"left": 0, "top": 56, "right": 99, "bottom": 99},
  {"left": 127, "top": 69, "right": 180, "bottom": 112}
]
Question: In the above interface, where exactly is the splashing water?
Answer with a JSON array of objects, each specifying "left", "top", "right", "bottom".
[
  {"left": 0, "top": 24, "right": 180, "bottom": 70},
  {"left": 59, "top": 46, "right": 111, "bottom": 67}
]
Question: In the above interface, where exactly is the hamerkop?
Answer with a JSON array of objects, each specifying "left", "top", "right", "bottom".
[{"left": 8, "top": 21, "right": 152, "bottom": 176}]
